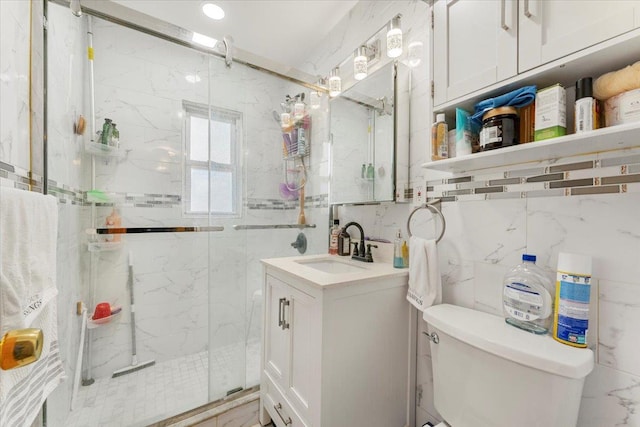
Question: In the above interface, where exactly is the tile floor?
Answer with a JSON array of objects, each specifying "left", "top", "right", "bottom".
[{"left": 66, "top": 340, "right": 260, "bottom": 427}]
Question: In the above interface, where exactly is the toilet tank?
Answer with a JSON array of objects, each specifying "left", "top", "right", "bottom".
[{"left": 423, "top": 304, "right": 593, "bottom": 427}]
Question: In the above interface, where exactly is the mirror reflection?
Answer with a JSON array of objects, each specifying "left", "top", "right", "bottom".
[{"left": 330, "top": 62, "right": 408, "bottom": 204}]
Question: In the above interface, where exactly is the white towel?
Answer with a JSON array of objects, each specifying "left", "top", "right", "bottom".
[
  {"left": 407, "top": 236, "right": 442, "bottom": 312},
  {"left": 0, "top": 187, "right": 65, "bottom": 427}
]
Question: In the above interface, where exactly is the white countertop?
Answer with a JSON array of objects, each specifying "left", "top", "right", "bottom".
[{"left": 261, "top": 254, "right": 409, "bottom": 289}]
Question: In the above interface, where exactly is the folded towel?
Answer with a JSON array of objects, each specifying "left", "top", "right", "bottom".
[
  {"left": 0, "top": 188, "right": 64, "bottom": 427},
  {"left": 407, "top": 236, "right": 441, "bottom": 312},
  {"left": 1, "top": 188, "right": 59, "bottom": 333},
  {"left": 594, "top": 60, "right": 640, "bottom": 100},
  {"left": 0, "top": 303, "right": 65, "bottom": 427},
  {"left": 471, "top": 85, "right": 537, "bottom": 127}
]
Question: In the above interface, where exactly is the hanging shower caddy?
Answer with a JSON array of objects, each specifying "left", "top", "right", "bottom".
[
  {"left": 280, "top": 93, "right": 311, "bottom": 160},
  {"left": 278, "top": 93, "right": 311, "bottom": 200}
]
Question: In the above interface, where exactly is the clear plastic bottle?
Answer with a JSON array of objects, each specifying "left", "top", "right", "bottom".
[
  {"left": 111, "top": 122, "right": 120, "bottom": 148},
  {"left": 393, "top": 229, "right": 404, "bottom": 268},
  {"left": 502, "top": 254, "right": 555, "bottom": 334}
]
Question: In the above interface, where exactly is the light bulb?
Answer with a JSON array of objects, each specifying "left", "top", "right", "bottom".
[
  {"left": 354, "top": 46, "right": 368, "bottom": 81},
  {"left": 329, "top": 68, "right": 341, "bottom": 97},
  {"left": 387, "top": 16, "right": 403, "bottom": 58},
  {"left": 202, "top": 3, "right": 225, "bottom": 20},
  {"left": 310, "top": 91, "right": 321, "bottom": 109}
]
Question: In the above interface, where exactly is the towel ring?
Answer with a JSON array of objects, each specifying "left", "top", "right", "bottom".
[{"left": 406, "top": 199, "right": 446, "bottom": 243}]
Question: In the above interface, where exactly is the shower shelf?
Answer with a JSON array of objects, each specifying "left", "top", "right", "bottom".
[
  {"left": 87, "top": 310, "right": 122, "bottom": 329},
  {"left": 84, "top": 140, "right": 124, "bottom": 158},
  {"left": 87, "top": 241, "right": 122, "bottom": 252}
]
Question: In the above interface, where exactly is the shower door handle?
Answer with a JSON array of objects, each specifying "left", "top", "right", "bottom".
[{"left": 278, "top": 298, "right": 285, "bottom": 328}]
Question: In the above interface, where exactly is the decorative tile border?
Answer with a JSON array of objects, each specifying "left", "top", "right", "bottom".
[
  {"left": 246, "top": 193, "right": 328, "bottom": 210},
  {"left": 425, "top": 152, "right": 640, "bottom": 203},
  {"left": 1, "top": 161, "right": 328, "bottom": 210},
  {"left": 0, "top": 162, "right": 42, "bottom": 192}
]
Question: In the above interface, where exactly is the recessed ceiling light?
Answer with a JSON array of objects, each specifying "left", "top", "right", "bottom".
[
  {"left": 202, "top": 3, "right": 225, "bottom": 20},
  {"left": 185, "top": 74, "right": 201, "bottom": 83},
  {"left": 192, "top": 32, "right": 218, "bottom": 48}
]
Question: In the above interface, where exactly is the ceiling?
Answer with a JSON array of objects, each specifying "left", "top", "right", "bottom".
[{"left": 112, "top": 0, "right": 359, "bottom": 68}]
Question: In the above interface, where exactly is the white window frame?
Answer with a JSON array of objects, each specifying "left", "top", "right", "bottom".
[{"left": 183, "top": 100, "right": 242, "bottom": 217}]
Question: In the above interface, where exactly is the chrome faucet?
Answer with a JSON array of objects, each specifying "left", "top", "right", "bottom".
[{"left": 342, "top": 221, "right": 374, "bottom": 262}]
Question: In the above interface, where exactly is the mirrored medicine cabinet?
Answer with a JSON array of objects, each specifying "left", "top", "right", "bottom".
[{"left": 329, "top": 61, "right": 409, "bottom": 205}]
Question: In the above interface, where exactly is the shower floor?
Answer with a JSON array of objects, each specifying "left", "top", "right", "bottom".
[{"left": 65, "top": 340, "right": 261, "bottom": 427}]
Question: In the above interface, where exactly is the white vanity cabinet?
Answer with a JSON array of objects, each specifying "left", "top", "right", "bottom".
[
  {"left": 518, "top": 0, "right": 640, "bottom": 73},
  {"left": 433, "top": 0, "right": 518, "bottom": 106},
  {"left": 433, "top": 0, "right": 640, "bottom": 106},
  {"left": 260, "top": 256, "right": 413, "bottom": 427}
]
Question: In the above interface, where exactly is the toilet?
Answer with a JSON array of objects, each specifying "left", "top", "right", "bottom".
[{"left": 423, "top": 304, "right": 594, "bottom": 427}]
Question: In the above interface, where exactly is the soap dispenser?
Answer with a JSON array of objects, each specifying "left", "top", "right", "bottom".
[
  {"left": 394, "top": 229, "right": 404, "bottom": 268},
  {"left": 338, "top": 227, "right": 351, "bottom": 256}
]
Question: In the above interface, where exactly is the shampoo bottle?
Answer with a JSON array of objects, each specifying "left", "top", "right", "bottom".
[
  {"left": 101, "top": 118, "right": 113, "bottom": 145},
  {"left": 105, "top": 208, "right": 122, "bottom": 243},
  {"left": 431, "top": 113, "right": 448, "bottom": 161}
]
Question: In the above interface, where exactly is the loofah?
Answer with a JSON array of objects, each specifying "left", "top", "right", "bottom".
[{"left": 593, "top": 60, "right": 640, "bottom": 100}]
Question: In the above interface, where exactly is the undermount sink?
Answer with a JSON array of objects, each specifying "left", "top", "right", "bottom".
[{"left": 295, "top": 258, "right": 368, "bottom": 274}]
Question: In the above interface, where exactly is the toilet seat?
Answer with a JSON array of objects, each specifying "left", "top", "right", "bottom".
[{"left": 434, "top": 422, "right": 450, "bottom": 427}]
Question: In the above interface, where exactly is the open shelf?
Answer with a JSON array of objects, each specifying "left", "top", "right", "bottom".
[
  {"left": 422, "top": 121, "right": 640, "bottom": 174},
  {"left": 84, "top": 140, "right": 124, "bottom": 158},
  {"left": 87, "top": 309, "right": 122, "bottom": 329}
]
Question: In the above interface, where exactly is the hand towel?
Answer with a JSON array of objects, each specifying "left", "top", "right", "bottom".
[
  {"left": 471, "top": 85, "right": 537, "bottom": 127},
  {"left": 407, "top": 236, "right": 442, "bottom": 312},
  {"left": 0, "top": 187, "right": 65, "bottom": 427}
]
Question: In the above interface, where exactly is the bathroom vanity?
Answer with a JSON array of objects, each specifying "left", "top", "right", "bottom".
[{"left": 260, "top": 255, "right": 413, "bottom": 427}]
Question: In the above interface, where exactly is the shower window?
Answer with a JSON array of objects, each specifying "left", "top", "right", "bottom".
[{"left": 183, "top": 101, "right": 242, "bottom": 216}]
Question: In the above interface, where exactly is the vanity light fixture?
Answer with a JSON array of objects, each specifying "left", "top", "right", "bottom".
[
  {"left": 202, "top": 3, "right": 225, "bottom": 20},
  {"left": 192, "top": 32, "right": 218, "bottom": 48},
  {"left": 329, "top": 67, "right": 341, "bottom": 97},
  {"left": 386, "top": 15, "right": 403, "bottom": 58},
  {"left": 353, "top": 45, "right": 368, "bottom": 81}
]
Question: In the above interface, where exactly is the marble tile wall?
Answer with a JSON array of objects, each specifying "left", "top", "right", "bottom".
[
  {"left": 3, "top": 2, "right": 329, "bottom": 424},
  {"left": 88, "top": 15, "right": 329, "bottom": 386},
  {"left": 0, "top": 0, "right": 31, "bottom": 171},
  {"left": 303, "top": 1, "right": 640, "bottom": 426}
]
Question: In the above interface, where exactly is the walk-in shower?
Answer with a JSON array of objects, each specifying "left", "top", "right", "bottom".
[{"left": 44, "top": 1, "right": 328, "bottom": 425}]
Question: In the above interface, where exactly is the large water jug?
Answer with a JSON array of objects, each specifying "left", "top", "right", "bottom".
[{"left": 502, "top": 254, "right": 555, "bottom": 334}]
